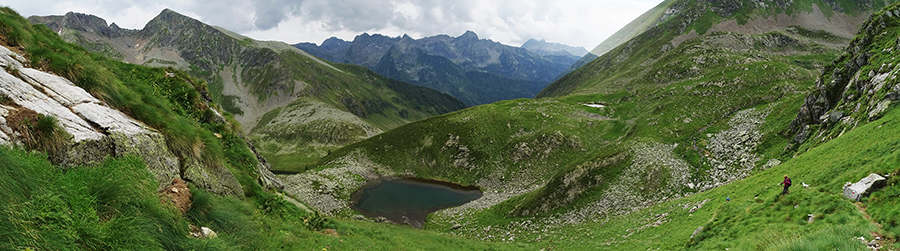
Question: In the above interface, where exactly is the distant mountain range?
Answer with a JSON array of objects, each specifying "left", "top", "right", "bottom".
[
  {"left": 520, "top": 38, "right": 588, "bottom": 57},
  {"left": 294, "top": 32, "right": 586, "bottom": 105},
  {"left": 29, "top": 10, "right": 466, "bottom": 172}
]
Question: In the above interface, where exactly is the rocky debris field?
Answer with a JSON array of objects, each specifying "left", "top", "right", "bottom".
[
  {"left": 701, "top": 107, "right": 773, "bottom": 191},
  {"left": 278, "top": 151, "right": 392, "bottom": 215}
]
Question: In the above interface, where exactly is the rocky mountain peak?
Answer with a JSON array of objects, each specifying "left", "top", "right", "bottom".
[
  {"left": 321, "top": 37, "right": 350, "bottom": 47},
  {"left": 390, "top": 34, "right": 419, "bottom": 54},
  {"left": 27, "top": 11, "right": 134, "bottom": 37},
  {"left": 456, "top": 30, "right": 479, "bottom": 42},
  {"left": 343, "top": 33, "right": 401, "bottom": 68},
  {"left": 143, "top": 8, "right": 204, "bottom": 32},
  {"left": 137, "top": 8, "right": 239, "bottom": 70}
]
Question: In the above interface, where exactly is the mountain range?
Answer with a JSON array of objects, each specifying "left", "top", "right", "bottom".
[
  {"left": 520, "top": 38, "right": 588, "bottom": 57},
  {"left": 294, "top": 31, "right": 585, "bottom": 105},
  {"left": 28, "top": 10, "right": 466, "bottom": 173}
]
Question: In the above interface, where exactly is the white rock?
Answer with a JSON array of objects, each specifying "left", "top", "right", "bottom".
[
  {"left": 72, "top": 102, "right": 148, "bottom": 135},
  {"left": 17, "top": 68, "right": 100, "bottom": 107},
  {"left": 201, "top": 227, "right": 217, "bottom": 238},
  {"left": 0, "top": 46, "right": 25, "bottom": 69},
  {"left": 0, "top": 70, "right": 104, "bottom": 142},
  {"left": 844, "top": 173, "right": 887, "bottom": 201}
]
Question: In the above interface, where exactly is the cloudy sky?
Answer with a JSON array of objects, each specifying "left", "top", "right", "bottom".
[{"left": 5, "top": 0, "right": 664, "bottom": 50}]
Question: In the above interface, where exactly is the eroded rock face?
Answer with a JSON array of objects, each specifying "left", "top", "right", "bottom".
[
  {"left": 789, "top": 8, "right": 900, "bottom": 144},
  {"left": 0, "top": 45, "right": 240, "bottom": 195}
]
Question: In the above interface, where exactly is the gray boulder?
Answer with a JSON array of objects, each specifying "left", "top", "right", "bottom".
[{"left": 843, "top": 173, "right": 887, "bottom": 201}]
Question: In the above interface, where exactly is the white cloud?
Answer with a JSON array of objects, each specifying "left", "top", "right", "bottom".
[{"left": 3, "top": 0, "right": 664, "bottom": 49}]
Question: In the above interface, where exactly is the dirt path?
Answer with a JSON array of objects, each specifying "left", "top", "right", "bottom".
[{"left": 854, "top": 202, "right": 891, "bottom": 249}]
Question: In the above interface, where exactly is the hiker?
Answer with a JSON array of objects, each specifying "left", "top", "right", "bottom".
[{"left": 781, "top": 175, "right": 792, "bottom": 195}]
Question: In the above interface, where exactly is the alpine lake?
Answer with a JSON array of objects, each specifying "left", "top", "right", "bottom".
[{"left": 350, "top": 178, "right": 482, "bottom": 228}]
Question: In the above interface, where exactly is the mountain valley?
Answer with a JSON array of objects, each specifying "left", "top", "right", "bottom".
[{"left": 3, "top": 0, "right": 900, "bottom": 250}]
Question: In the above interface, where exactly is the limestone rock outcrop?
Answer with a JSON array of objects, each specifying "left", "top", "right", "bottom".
[
  {"left": 0, "top": 45, "right": 243, "bottom": 195},
  {"left": 0, "top": 45, "right": 180, "bottom": 188}
]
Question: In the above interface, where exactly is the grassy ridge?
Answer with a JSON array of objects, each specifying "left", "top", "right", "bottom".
[
  {"left": 539, "top": 0, "right": 871, "bottom": 98},
  {"left": 318, "top": 98, "right": 626, "bottom": 186}
]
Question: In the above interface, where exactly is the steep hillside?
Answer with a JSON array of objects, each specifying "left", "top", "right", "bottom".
[
  {"left": 294, "top": 31, "right": 578, "bottom": 105},
  {"left": 789, "top": 5, "right": 900, "bottom": 151},
  {"left": 541, "top": 0, "right": 878, "bottom": 98},
  {"left": 0, "top": 9, "right": 289, "bottom": 197},
  {"left": 558, "top": 0, "right": 678, "bottom": 79},
  {"left": 282, "top": 0, "right": 899, "bottom": 248},
  {"left": 29, "top": 10, "right": 466, "bottom": 173}
]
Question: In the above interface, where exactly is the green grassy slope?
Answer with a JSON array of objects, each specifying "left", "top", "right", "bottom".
[
  {"left": 0, "top": 147, "right": 531, "bottom": 250},
  {"left": 249, "top": 61, "right": 466, "bottom": 173},
  {"left": 0, "top": 7, "right": 525, "bottom": 250},
  {"left": 557, "top": 0, "right": 678, "bottom": 80},
  {"left": 539, "top": 0, "right": 882, "bottom": 98},
  {"left": 532, "top": 105, "right": 900, "bottom": 250}
]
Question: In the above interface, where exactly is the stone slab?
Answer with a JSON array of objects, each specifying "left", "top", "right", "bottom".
[{"left": 843, "top": 173, "right": 886, "bottom": 201}]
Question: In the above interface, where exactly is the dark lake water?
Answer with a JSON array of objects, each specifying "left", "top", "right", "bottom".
[{"left": 350, "top": 178, "right": 482, "bottom": 228}]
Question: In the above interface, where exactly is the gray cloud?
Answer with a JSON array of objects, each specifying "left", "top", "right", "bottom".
[
  {"left": 251, "top": 0, "right": 300, "bottom": 30},
  {"left": 4, "top": 0, "right": 663, "bottom": 49}
]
